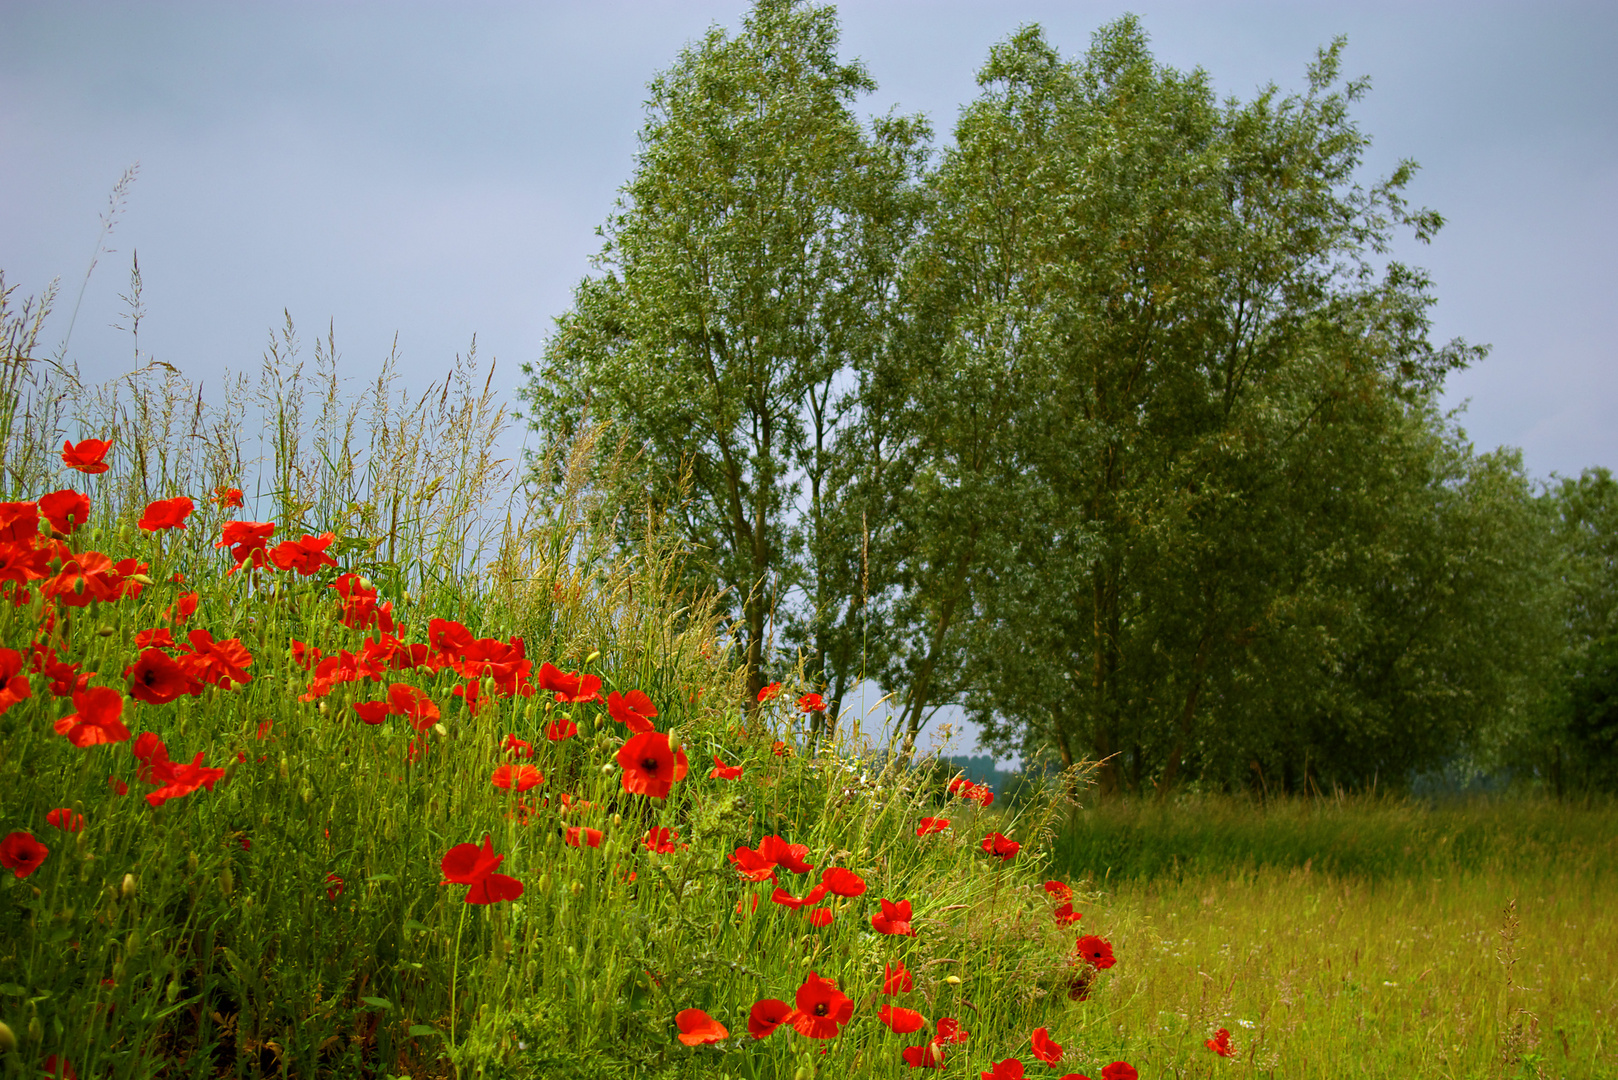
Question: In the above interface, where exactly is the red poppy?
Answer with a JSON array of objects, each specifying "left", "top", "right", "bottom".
[
  {"left": 537, "top": 662, "right": 601, "bottom": 704},
  {"left": 948, "top": 776, "right": 994, "bottom": 807},
  {"left": 1045, "top": 880, "right": 1074, "bottom": 904},
  {"left": 268, "top": 532, "right": 339, "bottom": 575},
  {"left": 0, "top": 650, "right": 30, "bottom": 718},
  {"left": 491, "top": 764, "right": 544, "bottom": 793},
  {"left": 62, "top": 438, "right": 112, "bottom": 474},
  {"left": 1031, "top": 1027, "right": 1063, "bottom": 1065},
  {"left": 108, "top": 775, "right": 129, "bottom": 796},
  {"left": 389, "top": 684, "right": 439, "bottom": 730},
  {"left": 708, "top": 754, "right": 743, "bottom": 780},
  {"left": 757, "top": 834, "right": 814, "bottom": 874},
  {"left": 144, "top": 751, "right": 228, "bottom": 807},
  {"left": 935, "top": 1017, "right": 970, "bottom": 1044},
  {"left": 807, "top": 906, "right": 834, "bottom": 927},
  {"left": 786, "top": 971, "right": 853, "bottom": 1039},
  {"left": 1101, "top": 1065, "right": 1138, "bottom": 1080},
  {"left": 440, "top": 835, "right": 524, "bottom": 904},
  {"left": 771, "top": 739, "right": 791, "bottom": 756},
  {"left": 748, "top": 998, "right": 792, "bottom": 1039},
  {"left": 138, "top": 496, "right": 194, "bottom": 531},
  {"left": 879, "top": 1005, "right": 928, "bottom": 1034},
  {"left": 981, "top": 832, "right": 1020, "bottom": 861},
  {"left": 217, "top": 520, "right": 276, "bottom": 572},
  {"left": 46, "top": 808, "right": 85, "bottom": 832},
  {"left": 545, "top": 716, "right": 578, "bottom": 741},
  {"left": 617, "top": 730, "right": 689, "bottom": 799},
  {"left": 872, "top": 898, "right": 915, "bottom": 936},
  {"left": 564, "top": 826, "right": 604, "bottom": 849},
  {"left": 53, "top": 685, "right": 130, "bottom": 747},
  {"left": 167, "top": 591, "right": 199, "bottom": 624},
  {"left": 607, "top": 689, "right": 657, "bottom": 732},
  {"left": 325, "top": 873, "right": 345, "bottom": 901},
  {"left": 757, "top": 682, "right": 782, "bottom": 702},
  {"left": 176, "top": 629, "right": 254, "bottom": 689},
  {"left": 212, "top": 485, "right": 245, "bottom": 508},
  {"left": 771, "top": 883, "right": 829, "bottom": 910},
  {"left": 797, "top": 692, "right": 826, "bottom": 713},
  {"left": 1053, "top": 902, "right": 1082, "bottom": 925},
  {"left": 135, "top": 628, "right": 178, "bottom": 650},
  {"left": 735, "top": 893, "right": 760, "bottom": 915},
  {"left": 916, "top": 817, "right": 950, "bottom": 836},
  {"left": 982, "top": 1060, "right": 1026, "bottom": 1080},
  {"left": 643, "top": 827, "right": 682, "bottom": 853},
  {"left": 0, "top": 831, "right": 48, "bottom": 878},
  {"left": 728, "top": 845, "right": 776, "bottom": 883},
  {"left": 820, "top": 866, "right": 866, "bottom": 897},
  {"left": 902, "top": 1043, "right": 945, "bottom": 1069},
  {"left": 353, "top": 700, "right": 391, "bottom": 725},
  {"left": 675, "top": 1008, "right": 728, "bottom": 1046},
  {"left": 1075, "top": 934, "right": 1116, "bottom": 970},
  {"left": 41, "top": 1055, "right": 77, "bottom": 1080},
  {"left": 1206, "top": 1028, "right": 1235, "bottom": 1058},
  {"left": 39, "top": 488, "right": 91, "bottom": 535},
  {"left": 126, "top": 648, "right": 197, "bottom": 704},
  {"left": 502, "top": 733, "right": 533, "bottom": 758},
  {"left": 882, "top": 961, "right": 914, "bottom": 995}
]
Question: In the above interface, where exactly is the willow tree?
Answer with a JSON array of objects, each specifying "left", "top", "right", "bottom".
[{"left": 522, "top": 0, "right": 926, "bottom": 706}]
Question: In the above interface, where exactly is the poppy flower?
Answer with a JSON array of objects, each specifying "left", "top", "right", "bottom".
[
  {"left": 948, "top": 776, "right": 994, "bottom": 807},
  {"left": 126, "top": 648, "right": 198, "bottom": 704},
  {"left": 41, "top": 1055, "right": 77, "bottom": 1080},
  {"left": 882, "top": 961, "right": 913, "bottom": 995},
  {"left": 820, "top": 866, "right": 866, "bottom": 897},
  {"left": 502, "top": 733, "right": 533, "bottom": 758},
  {"left": 675, "top": 1008, "right": 728, "bottom": 1046},
  {"left": 491, "top": 764, "right": 544, "bottom": 793},
  {"left": 1031, "top": 1027, "right": 1063, "bottom": 1065},
  {"left": 212, "top": 485, "right": 245, "bottom": 508},
  {"left": 135, "top": 628, "right": 178, "bottom": 650},
  {"left": 1045, "top": 880, "right": 1074, "bottom": 904},
  {"left": 807, "top": 906, "right": 834, "bottom": 927},
  {"left": 879, "top": 1005, "right": 928, "bottom": 1034},
  {"left": 564, "top": 826, "right": 603, "bottom": 849},
  {"left": 771, "top": 740, "right": 791, "bottom": 756},
  {"left": 771, "top": 883, "right": 829, "bottom": 910},
  {"left": 643, "top": 827, "right": 685, "bottom": 853},
  {"left": 39, "top": 488, "right": 91, "bottom": 535},
  {"left": 981, "top": 832, "right": 1020, "bottom": 861},
  {"left": 735, "top": 893, "right": 761, "bottom": 915},
  {"left": 748, "top": 998, "right": 792, "bottom": 1039},
  {"left": 216, "top": 520, "right": 276, "bottom": 572},
  {"left": 1101, "top": 1065, "right": 1138, "bottom": 1080},
  {"left": 1, "top": 831, "right": 48, "bottom": 877},
  {"left": 325, "top": 873, "right": 345, "bottom": 901},
  {"left": 872, "top": 898, "right": 915, "bottom": 936},
  {"left": 353, "top": 700, "right": 391, "bottom": 725},
  {"left": 1075, "top": 934, "right": 1116, "bottom": 970},
  {"left": 728, "top": 845, "right": 776, "bottom": 883},
  {"left": 167, "top": 591, "right": 199, "bottom": 624},
  {"left": 982, "top": 1060, "right": 1026, "bottom": 1080},
  {"left": 62, "top": 438, "right": 112, "bottom": 474},
  {"left": 269, "top": 532, "right": 339, "bottom": 575},
  {"left": 53, "top": 685, "right": 130, "bottom": 747},
  {"left": 537, "top": 662, "right": 601, "bottom": 704},
  {"left": 108, "top": 775, "right": 129, "bottom": 796},
  {"left": 757, "top": 834, "right": 814, "bottom": 874},
  {"left": 934, "top": 1017, "right": 970, "bottom": 1044},
  {"left": 138, "top": 496, "right": 195, "bottom": 531},
  {"left": 786, "top": 971, "right": 853, "bottom": 1039},
  {"left": 1053, "top": 902, "right": 1082, "bottom": 925},
  {"left": 176, "top": 629, "right": 254, "bottom": 689},
  {"left": 916, "top": 817, "right": 950, "bottom": 836},
  {"left": 902, "top": 1043, "right": 945, "bottom": 1069},
  {"left": 545, "top": 716, "right": 578, "bottom": 741},
  {"left": 756, "top": 681, "right": 782, "bottom": 703},
  {"left": 1206, "top": 1028, "right": 1234, "bottom": 1057},
  {"left": 708, "top": 754, "right": 743, "bottom": 780},
  {"left": 440, "top": 835, "right": 524, "bottom": 904},
  {"left": 797, "top": 692, "right": 826, "bottom": 713},
  {"left": 144, "top": 751, "right": 227, "bottom": 807},
  {"left": 607, "top": 689, "right": 658, "bottom": 733},
  {"left": 46, "top": 808, "right": 85, "bottom": 832},
  {"left": 617, "top": 730, "right": 689, "bottom": 799},
  {"left": 387, "top": 684, "right": 439, "bottom": 731}
]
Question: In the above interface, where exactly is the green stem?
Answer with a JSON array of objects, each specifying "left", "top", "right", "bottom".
[{"left": 449, "top": 901, "right": 469, "bottom": 1077}]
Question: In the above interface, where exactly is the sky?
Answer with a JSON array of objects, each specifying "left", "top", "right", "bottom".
[{"left": 3, "top": 0, "right": 1615, "bottom": 764}]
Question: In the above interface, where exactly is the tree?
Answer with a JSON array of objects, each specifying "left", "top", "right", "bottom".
[{"left": 521, "top": 0, "right": 926, "bottom": 707}]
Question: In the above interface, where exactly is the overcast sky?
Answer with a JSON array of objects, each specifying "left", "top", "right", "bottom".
[{"left": 4, "top": 1, "right": 1615, "bottom": 762}]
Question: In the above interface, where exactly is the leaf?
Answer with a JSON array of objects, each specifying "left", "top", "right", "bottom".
[
  {"left": 367, "top": 873, "right": 396, "bottom": 884},
  {"left": 407, "top": 1024, "right": 440, "bottom": 1038},
  {"left": 0, "top": 983, "right": 24, "bottom": 995},
  {"left": 402, "top": 918, "right": 430, "bottom": 933},
  {"left": 360, "top": 996, "right": 394, "bottom": 1010}
]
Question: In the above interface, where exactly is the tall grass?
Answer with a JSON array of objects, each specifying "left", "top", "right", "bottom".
[{"left": 0, "top": 277, "right": 1106, "bottom": 1079}]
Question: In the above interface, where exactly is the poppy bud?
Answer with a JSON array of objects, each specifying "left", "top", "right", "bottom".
[
  {"left": 794, "top": 1066, "right": 814, "bottom": 1080},
  {"left": 570, "top": 882, "right": 584, "bottom": 897},
  {"left": 536, "top": 873, "right": 550, "bottom": 893},
  {"left": 166, "top": 977, "right": 181, "bottom": 1003},
  {"left": 220, "top": 866, "right": 234, "bottom": 897},
  {"left": 601, "top": 762, "right": 616, "bottom": 774},
  {"left": 944, "top": 975, "right": 962, "bottom": 985},
  {"left": 187, "top": 852, "right": 199, "bottom": 875},
  {"left": 122, "top": 873, "right": 138, "bottom": 897},
  {"left": 433, "top": 723, "right": 447, "bottom": 737},
  {"left": 667, "top": 730, "right": 682, "bottom": 756},
  {"left": 524, "top": 703, "right": 536, "bottom": 720},
  {"left": 318, "top": 702, "right": 328, "bottom": 714},
  {"left": 127, "top": 572, "right": 155, "bottom": 586},
  {"left": 611, "top": 813, "right": 622, "bottom": 826},
  {"left": 0, "top": 1019, "right": 15, "bottom": 1051},
  {"left": 96, "top": 623, "right": 116, "bottom": 637},
  {"left": 357, "top": 575, "right": 373, "bottom": 591},
  {"left": 125, "top": 929, "right": 140, "bottom": 953},
  {"left": 278, "top": 754, "right": 290, "bottom": 780},
  {"left": 28, "top": 1015, "right": 41, "bottom": 1042},
  {"left": 585, "top": 650, "right": 600, "bottom": 664}
]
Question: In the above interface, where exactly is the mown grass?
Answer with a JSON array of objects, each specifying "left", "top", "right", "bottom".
[{"left": 1049, "top": 796, "right": 1618, "bottom": 1079}]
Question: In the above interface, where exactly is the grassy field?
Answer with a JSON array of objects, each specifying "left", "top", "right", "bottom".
[{"left": 1047, "top": 796, "right": 1618, "bottom": 1080}]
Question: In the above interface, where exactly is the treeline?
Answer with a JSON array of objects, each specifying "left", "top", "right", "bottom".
[{"left": 521, "top": 0, "right": 1615, "bottom": 796}]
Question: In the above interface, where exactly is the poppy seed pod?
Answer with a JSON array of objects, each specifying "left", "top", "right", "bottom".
[
  {"left": 122, "top": 872, "right": 137, "bottom": 897},
  {"left": 0, "top": 1019, "right": 15, "bottom": 1051}
]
